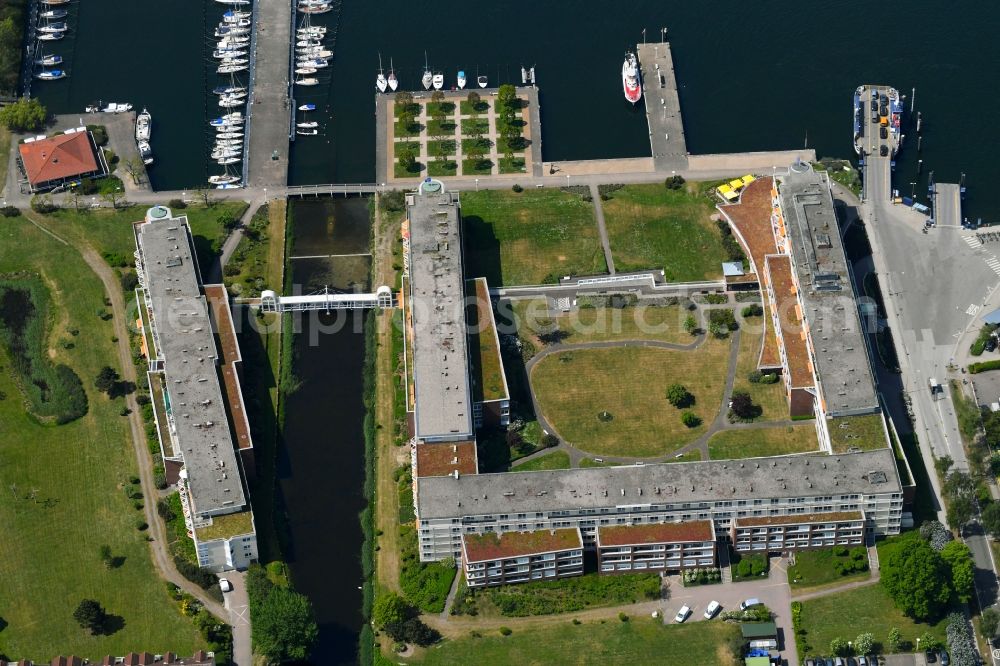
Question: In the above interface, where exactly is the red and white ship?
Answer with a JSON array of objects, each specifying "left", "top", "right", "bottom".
[{"left": 622, "top": 51, "right": 641, "bottom": 104}]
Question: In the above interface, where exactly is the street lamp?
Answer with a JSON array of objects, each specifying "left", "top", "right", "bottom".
[
  {"left": 475, "top": 178, "right": 479, "bottom": 192},
  {"left": 910, "top": 181, "right": 916, "bottom": 199}
]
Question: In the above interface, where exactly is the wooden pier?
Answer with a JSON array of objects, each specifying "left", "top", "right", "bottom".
[
  {"left": 933, "top": 182, "right": 962, "bottom": 227},
  {"left": 636, "top": 41, "right": 688, "bottom": 172}
]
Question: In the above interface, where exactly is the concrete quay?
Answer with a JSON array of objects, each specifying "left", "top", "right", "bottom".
[
  {"left": 932, "top": 182, "right": 962, "bottom": 226},
  {"left": 636, "top": 41, "right": 688, "bottom": 171},
  {"left": 244, "top": 0, "right": 292, "bottom": 189}
]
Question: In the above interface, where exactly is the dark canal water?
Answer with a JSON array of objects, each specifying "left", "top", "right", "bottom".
[
  {"left": 278, "top": 198, "right": 371, "bottom": 665},
  {"left": 30, "top": 0, "right": 1000, "bottom": 220}
]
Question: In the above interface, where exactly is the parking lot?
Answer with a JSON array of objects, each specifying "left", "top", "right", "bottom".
[{"left": 665, "top": 557, "right": 796, "bottom": 666}]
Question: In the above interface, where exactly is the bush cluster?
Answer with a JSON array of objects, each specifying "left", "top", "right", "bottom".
[
  {"left": 716, "top": 220, "right": 747, "bottom": 264},
  {"left": 733, "top": 552, "right": 768, "bottom": 578},
  {"left": 681, "top": 567, "right": 720, "bottom": 585},
  {"left": 968, "top": 359, "right": 1000, "bottom": 374},
  {"left": 919, "top": 520, "right": 953, "bottom": 552},
  {"left": 946, "top": 612, "right": 976, "bottom": 666},
  {"left": 482, "top": 573, "right": 660, "bottom": 617}
]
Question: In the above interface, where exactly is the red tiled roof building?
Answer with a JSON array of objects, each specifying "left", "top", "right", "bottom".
[{"left": 18, "top": 131, "right": 106, "bottom": 192}]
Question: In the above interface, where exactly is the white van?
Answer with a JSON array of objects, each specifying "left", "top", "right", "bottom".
[{"left": 740, "top": 598, "right": 761, "bottom": 610}]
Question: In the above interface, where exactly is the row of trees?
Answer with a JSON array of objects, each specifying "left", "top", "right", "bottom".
[
  {"left": 245, "top": 564, "right": 319, "bottom": 663},
  {"left": 0, "top": 97, "right": 46, "bottom": 132},
  {"left": 373, "top": 592, "right": 442, "bottom": 648}
]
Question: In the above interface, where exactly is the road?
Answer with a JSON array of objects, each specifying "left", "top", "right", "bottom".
[{"left": 857, "top": 89, "right": 1000, "bottom": 662}]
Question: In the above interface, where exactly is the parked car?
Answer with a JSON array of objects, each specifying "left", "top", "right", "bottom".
[
  {"left": 925, "top": 649, "right": 937, "bottom": 663},
  {"left": 986, "top": 336, "right": 997, "bottom": 352},
  {"left": 857, "top": 657, "right": 867, "bottom": 666},
  {"left": 847, "top": 658, "right": 858, "bottom": 666},
  {"left": 219, "top": 578, "right": 232, "bottom": 593},
  {"left": 704, "top": 600, "right": 721, "bottom": 619},
  {"left": 674, "top": 605, "right": 691, "bottom": 623},
  {"left": 804, "top": 660, "right": 816, "bottom": 666},
  {"left": 939, "top": 650, "right": 950, "bottom": 665},
  {"left": 740, "top": 598, "right": 761, "bottom": 610}
]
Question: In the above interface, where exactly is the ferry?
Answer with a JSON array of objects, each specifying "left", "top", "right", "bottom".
[
  {"left": 622, "top": 52, "right": 640, "bottom": 104},
  {"left": 852, "top": 85, "right": 904, "bottom": 157}
]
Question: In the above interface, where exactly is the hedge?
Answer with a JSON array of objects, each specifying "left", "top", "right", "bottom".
[{"left": 968, "top": 360, "right": 1000, "bottom": 374}]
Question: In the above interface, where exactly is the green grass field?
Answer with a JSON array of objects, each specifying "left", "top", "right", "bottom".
[
  {"left": 512, "top": 451, "right": 570, "bottom": 472},
  {"left": 513, "top": 300, "right": 691, "bottom": 346},
  {"left": 797, "top": 584, "right": 947, "bottom": 660},
  {"left": 530, "top": 339, "right": 731, "bottom": 457},
  {"left": 601, "top": 183, "right": 729, "bottom": 281},
  {"left": 461, "top": 189, "right": 606, "bottom": 286},
  {"left": 400, "top": 617, "right": 739, "bottom": 666},
  {"left": 707, "top": 425, "right": 818, "bottom": 460},
  {"left": 427, "top": 159, "right": 458, "bottom": 177},
  {"left": 462, "top": 158, "right": 494, "bottom": 176},
  {"left": 730, "top": 315, "right": 788, "bottom": 420},
  {"left": 0, "top": 217, "right": 202, "bottom": 659},
  {"left": 788, "top": 547, "right": 870, "bottom": 591},
  {"left": 39, "top": 202, "right": 245, "bottom": 275}
]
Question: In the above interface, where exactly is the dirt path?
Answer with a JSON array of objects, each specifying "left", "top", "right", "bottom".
[{"left": 26, "top": 212, "right": 229, "bottom": 622}]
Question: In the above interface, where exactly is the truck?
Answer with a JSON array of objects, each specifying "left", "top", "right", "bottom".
[{"left": 929, "top": 377, "right": 943, "bottom": 397}]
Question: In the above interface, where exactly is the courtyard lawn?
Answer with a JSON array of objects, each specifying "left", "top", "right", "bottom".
[
  {"left": 462, "top": 158, "right": 494, "bottom": 176},
  {"left": 601, "top": 183, "right": 729, "bottom": 281},
  {"left": 707, "top": 425, "right": 818, "bottom": 460},
  {"left": 462, "top": 117, "right": 490, "bottom": 136},
  {"left": 512, "top": 451, "right": 570, "bottom": 472},
  {"left": 459, "top": 99, "right": 490, "bottom": 116},
  {"left": 395, "top": 159, "right": 425, "bottom": 179},
  {"left": 393, "top": 117, "right": 422, "bottom": 138},
  {"left": 788, "top": 547, "right": 871, "bottom": 591},
  {"left": 400, "top": 617, "right": 739, "bottom": 666},
  {"left": 427, "top": 159, "right": 458, "bottom": 177},
  {"left": 796, "top": 584, "right": 947, "bottom": 661},
  {"left": 499, "top": 157, "right": 527, "bottom": 174},
  {"left": 730, "top": 313, "right": 788, "bottom": 421},
  {"left": 0, "top": 217, "right": 202, "bottom": 658},
  {"left": 513, "top": 299, "right": 691, "bottom": 347},
  {"left": 461, "top": 189, "right": 607, "bottom": 286},
  {"left": 426, "top": 118, "right": 457, "bottom": 138},
  {"left": 529, "top": 339, "right": 731, "bottom": 458},
  {"left": 40, "top": 201, "right": 245, "bottom": 273}
]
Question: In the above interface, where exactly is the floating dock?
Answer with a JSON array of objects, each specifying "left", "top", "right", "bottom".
[
  {"left": 932, "top": 182, "right": 962, "bottom": 227},
  {"left": 636, "top": 42, "right": 688, "bottom": 171}
]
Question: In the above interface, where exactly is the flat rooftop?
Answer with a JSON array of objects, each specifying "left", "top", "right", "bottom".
[
  {"left": 462, "top": 527, "right": 582, "bottom": 562},
  {"left": 765, "top": 254, "right": 813, "bottom": 389},
  {"left": 597, "top": 520, "right": 714, "bottom": 547},
  {"left": 778, "top": 165, "right": 879, "bottom": 415},
  {"left": 415, "top": 441, "right": 478, "bottom": 478},
  {"left": 467, "top": 278, "right": 509, "bottom": 403},
  {"left": 406, "top": 188, "right": 475, "bottom": 441},
  {"left": 417, "top": 449, "right": 901, "bottom": 520},
  {"left": 138, "top": 217, "right": 247, "bottom": 516},
  {"left": 735, "top": 510, "right": 863, "bottom": 527}
]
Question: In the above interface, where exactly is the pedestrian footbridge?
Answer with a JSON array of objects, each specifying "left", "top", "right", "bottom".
[{"left": 259, "top": 285, "right": 395, "bottom": 313}]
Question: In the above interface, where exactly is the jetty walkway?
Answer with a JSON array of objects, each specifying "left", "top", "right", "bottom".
[{"left": 637, "top": 41, "right": 688, "bottom": 171}]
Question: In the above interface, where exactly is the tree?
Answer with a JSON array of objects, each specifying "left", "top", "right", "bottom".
[
  {"left": 665, "top": 383, "right": 693, "bottom": 408},
  {"left": 99, "top": 544, "right": 113, "bottom": 568},
  {"left": 73, "top": 599, "right": 107, "bottom": 634},
  {"left": 983, "top": 501, "right": 1000, "bottom": 539},
  {"left": 69, "top": 188, "right": 84, "bottom": 213},
  {"left": 917, "top": 631, "right": 940, "bottom": 652},
  {"left": 394, "top": 91, "right": 413, "bottom": 108},
  {"left": 0, "top": 97, "right": 47, "bottom": 132},
  {"left": 218, "top": 209, "right": 240, "bottom": 230},
  {"left": 101, "top": 188, "right": 123, "bottom": 210},
  {"left": 123, "top": 157, "right": 143, "bottom": 186},
  {"left": 940, "top": 540, "right": 975, "bottom": 603},
  {"left": 95, "top": 366, "right": 120, "bottom": 394},
  {"left": 830, "top": 637, "right": 849, "bottom": 657},
  {"left": 681, "top": 411, "right": 701, "bottom": 428},
  {"left": 466, "top": 91, "right": 481, "bottom": 112},
  {"left": 466, "top": 140, "right": 486, "bottom": 168},
  {"left": 194, "top": 187, "right": 216, "bottom": 208},
  {"left": 373, "top": 592, "right": 410, "bottom": 629},
  {"left": 887, "top": 627, "right": 902, "bottom": 653},
  {"left": 684, "top": 314, "right": 697, "bottom": 335},
  {"left": 729, "top": 391, "right": 761, "bottom": 421},
  {"left": 253, "top": 586, "right": 319, "bottom": 662},
  {"left": 430, "top": 90, "right": 445, "bottom": 106},
  {"left": 982, "top": 607, "right": 1000, "bottom": 642},
  {"left": 855, "top": 632, "right": 874, "bottom": 655},
  {"left": 943, "top": 470, "right": 977, "bottom": 528},
  {"left": 398, "top": 145, "right": 417, "bottom": 173},
  {"left": 880, "top": 532, "right": 952, "bottom": 621}
]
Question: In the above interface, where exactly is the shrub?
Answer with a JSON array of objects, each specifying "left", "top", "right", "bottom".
[
  {"left": 0, "top": 205, "right": 19, "bottom": 217},
  {"left": 665, "top": 383, "right": 694, "bottom": 408},
  {"left": 946, "top": 612, "right": 976, "bottom": 666},
  {"left": 499, "top": 626, "right": 512, "bottom": 636},
  {"left": 135, "top": 519, "right": 148, "bottom": 531},
  {"left": 969, "top": 360, "right": 1000, "bottom": 374},
  {"left": 381, "top": 190, "right": 405, "bottom": 212},
  {"left": 664, "top": 175, "right": 685, "bottom": 190},
  {"left": 709, "top": 308, "right": 738, "bottom": 330},
  {"left": 512, "top": 184, "right": 523, "bottom": 193},
  {"left": 618, "top": 612, "right": 628, "bottom": 622},
  {"left": 31, "top": 195, "right": 58, "bottom": 214},
  {"left": 760, "top": 373, "right": 779, "bottom": 384},
  {"left": 741, "top": 304, "right": 763, "bottom": 317},
  {"left": 681, "top": 411, "right": 701, "bottom": 428},
  {"left": 748, "top": 370, "right": 763, "bottom": 383},
  {"left": 168, "top": 198, "right": 187, "bottom": 209}
]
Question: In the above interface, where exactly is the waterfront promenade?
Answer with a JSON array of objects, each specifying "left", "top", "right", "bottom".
[
  {"left": 933, "top": 182, "right": 962, "bottom": 226},
  {"left": 245, "top": 0, "right": 292, "bottom": 189},
  {"left": 637, "top": 41, "right": 688, "bottom": 171}
]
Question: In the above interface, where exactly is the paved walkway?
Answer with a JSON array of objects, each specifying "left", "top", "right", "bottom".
[
  {"left": 223, "top": 570, "right": 252, "bottom": 666},
  {"left": 589, "top": 183, "right": 615, "bottom": 275}
]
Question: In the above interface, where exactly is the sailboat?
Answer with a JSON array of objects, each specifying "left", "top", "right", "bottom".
[
  {"left": 297, "top": 121, "right": 318, "bottom": 128},
  {"left": 296, "top": 77, "right": 319, "bottom": 87},
  {"left": 295, "top": 67, "right": 317, "bottom": 75},
  {"left": 376, "top": 53, "right": 387, "bottom": 93},
  {"left": 421, "top": 51, "right": 432, "bottom": 90},
  {"left": 37, "top": 31, "right": 63, "bottom": 41},
  {"left": 209, "top": 174, "right": 240, "bottom": 185},
  {"left": 40, "top": 9, "right": 67, "bottom": 19},
  {"left": 388, "top": 58, "right": 398, "bottom": 91},
  {"left": 457, "top": 70, "right": 466, "bottom": 89},
  {"left": 35, "top": 53, "right": 62, "bottom": 66},
  {"left": 296, "top": 129, "right": 319, "bottom": 136},
  {"left": 298, "top": 103, "right": 316, "bottom": 111},
  {"left": 35, "top": 69, "right": 66, "bottom": 80}
]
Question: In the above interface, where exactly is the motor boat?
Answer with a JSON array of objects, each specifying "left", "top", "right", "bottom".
[
  {"left": 622, "top": 51, "right": 641, "bottom": 104},
  {"left": 35, "top": 69, "right": 66, "bottom": 80},
  {"left": 218, "top": 97, "right": 245, "bottom": 108},
  {"left": 213, "top": 49, "right": 247, "bottom": 59},
  {"left": 297, "top": 48, "right": 332, "bottom": 58},
  {"left": 135, "top": 108, "right": 151, "bottom": 141},
  {"left": 217, "top": 36, "right": 249, "bottom": 46},
  {"left": 296, "top": 39, "right": 321, "bottom": 48},
  {"left": 295, "top": 67, "right": 317, "bottom": 75},
  {"left": 297, "top": 121, "right": 318, "bottom": 128},
  {"left": 215, "top": 183, "right": 242, "bottom": 190},
  {"left": 213, "top": 85, "right": 245, "bottom": 95},
  {"left": 138, "top": 140, "right": 153, "bottom": 165},
  {"left": 218, "top": 64, "right": 248, "bottom": 74},
  {"left": 299, "top": 4, "right": 332, "bottom": 14},
  {"left": 297, "top": 27, "right": 326, "bottom": 37},
  {"left": 219, "top": 58, "right": 248, "bottom": 65},
  {"left": 299, "top": 58, "right": 327, "bottom": 68},
  {"left": 223, "top": 18, "right": 251, "bottom": 28},
  {"left": 39, "top": 22, "right": 68, "bottom": 32},
  {"left": 298, "top": 103, "right": 316, "bottom": 111},
  {"left": 35, "top": 53, "right": 62, "bottom": 66},
  {"left": 222, "top": 111, "right": 243, "bottom": 119},
  {"left": 431, "top": 72, "right": 443, "bottom": 90},
  {"left": 222, "top": 9, "right": 251, "bottom": 19},
  {"left": 388, "top": 58, "right": 398, "bottom": 91},
  {"left": 215, "top": 27, "right": 249, "bottom": 38},
  {"left": 220, "top": 89, "right": 248, "bottom": 98},
  {"left": 37, "top": 30, "right": 64, "bottom": 40},
  {"left": 215, "top": 0, "right": 250, "bottom": 5},
  {"left": 40, "top": 0, "right": 70, "bottom": 5},
  {"left": 478, "top": 74, "right": 487, "bottom": 88},
  {"left": 296, "top": 129, "right": 318, "bottom": 136},
  {"left": 421, "top": 51, "right": 432, "bottom": 90},
  {"left": 40, "top": 9, "right": 67, "bottom": 19},
  {"left": 211, "top": 150, "right": 242, "bottom": 159},
  {"left": 210, "top": 117, "right": 244, "bottom": 127},
  {"left": 215, "top": 132, "right": 244, "bottom": 140},
  {"left": 209, "top": 174, "right": 240, "bottom": 185},
  {"left": 216, "top": 157, "right": 241, "bottom": 165},
  {"left": 457, "top": 70, "right": 466, "bottom": 89},
  {"left": 102, "top": 102, "right": 132, "bottom": 112},
  {"left": 295, "top": 77, "right": 319, "bottom": 86}
]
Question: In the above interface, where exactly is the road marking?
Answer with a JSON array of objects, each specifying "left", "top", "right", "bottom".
[
  {"left": 965, "top": 235, "right": 983, "bottom": 248},
  {"left": 967, "top": 304, "right": 982, "bottom": 316}
]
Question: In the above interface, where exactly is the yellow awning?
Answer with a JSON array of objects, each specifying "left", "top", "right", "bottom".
[
  {"left": 729, "top": 179, "right": 743, "bottom": 190},
  {"left": 741, "top": 175, "right": 756, "bottom": 185},
  {"left": 723, "top": 189, "right": 739, "bottom": 201},
  {"left": 717, "top": 184, "right": 733, "bottom": 194}
]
